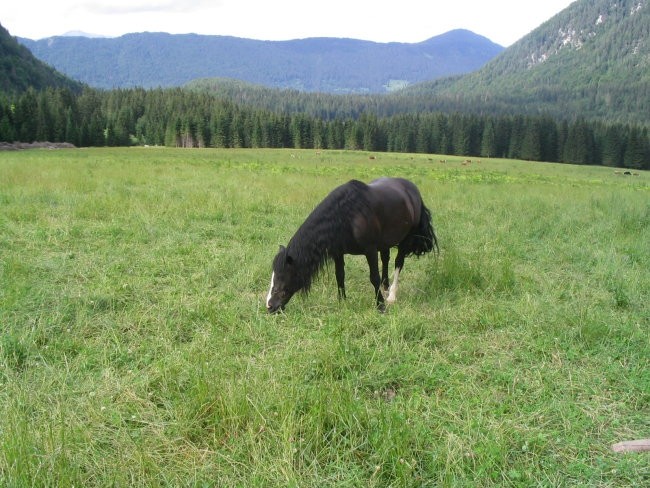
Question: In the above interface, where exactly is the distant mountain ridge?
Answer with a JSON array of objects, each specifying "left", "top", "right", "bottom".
[{"left": 17, "top": 29, "right": 504, "bottom": 93}]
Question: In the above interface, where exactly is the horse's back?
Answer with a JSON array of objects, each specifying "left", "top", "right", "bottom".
[
  {"left": 367, "top": 177, "right": 422, "bottom": 218},
  {"left": 352, "top": 177, "right": 423, "bottom": 249}
]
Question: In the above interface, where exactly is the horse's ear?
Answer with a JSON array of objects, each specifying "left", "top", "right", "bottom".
[{"left": 278, "top": 245, "right": 286, "bottom": 252}]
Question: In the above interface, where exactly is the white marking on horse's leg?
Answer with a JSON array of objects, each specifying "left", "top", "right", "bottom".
[
  {"left": 266, "top": 272, "right": 275, "bottom": 309},
  {"left": 386, "top": 268, "right": 400, "bottom": 304}
]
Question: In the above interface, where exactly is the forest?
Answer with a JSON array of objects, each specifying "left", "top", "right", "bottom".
[{"left": 1, "top": 86, "right": 648, "bottom": 169}]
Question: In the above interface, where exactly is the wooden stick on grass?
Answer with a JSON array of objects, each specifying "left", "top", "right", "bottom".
[{"left": 611, "top": 439, "right": 650, "bottom": 453}]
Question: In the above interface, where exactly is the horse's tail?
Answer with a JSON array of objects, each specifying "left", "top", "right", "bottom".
[{"left": 404, "top": 202, "right": 438, "bottom": 257}]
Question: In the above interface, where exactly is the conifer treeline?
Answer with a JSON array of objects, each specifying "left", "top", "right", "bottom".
[{"left": 1, "top": 87, "right": 648, "bottom": 169}]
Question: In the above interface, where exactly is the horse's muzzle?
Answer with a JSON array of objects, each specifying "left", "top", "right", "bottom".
[{"left": 266, "top": 303, "right": 285, "bottom": 314}]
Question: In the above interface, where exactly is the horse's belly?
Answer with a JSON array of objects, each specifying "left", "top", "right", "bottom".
[
  {"left": 379, "top": 221, "right": 413, "bottom": 248},
  {"left": 351, "top": 213, "right": 411, "bottom": 252}
]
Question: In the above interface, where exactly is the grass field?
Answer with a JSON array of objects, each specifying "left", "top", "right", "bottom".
[{"left": 1, "top": 147, "right": 648, "bottom": 486}]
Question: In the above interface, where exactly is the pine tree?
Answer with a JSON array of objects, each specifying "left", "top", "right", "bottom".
[
  {"left": 450, "top": 114, "right": 470, "bottom": 156},
  {"left": 415, "top": 117, "right": 431, "bottom": 154},
  {"left": 0, "top": 101, "right": 16, "bottom": 141},
  {"left": 521, "top": 119, "right": 542, "bottom": 161},
  {"left": 508, "top": 116, "right": 524, "bottom": 160},
  {"left": 624, "top": 127, "right": 646, "bottom": 169},
  {"left": 15, "top": 88, "right": 38, "bottom": 142},
  {"left": 601, "top": 125, "right": 625, "bottom": 167},
  {"left": 565, "top": 120, "right": 596, "bottom": 164},
  {"left": 64, "top": 107, "right": 78, "bottom": 145},
  {"left": 480, "top": 118, "right": 497, "bottom": 158},
  {"left": 344, "top": 120, "right": 362, "bottom": 150}
]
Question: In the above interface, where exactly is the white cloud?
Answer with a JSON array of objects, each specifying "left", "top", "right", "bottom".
[{"left": 81, "top": 0, "right": 218, "bottom": 15}]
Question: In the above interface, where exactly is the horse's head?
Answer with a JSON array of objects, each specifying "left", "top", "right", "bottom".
[{"left": 266, "top": 245, "right": 300, "bottom": 313}]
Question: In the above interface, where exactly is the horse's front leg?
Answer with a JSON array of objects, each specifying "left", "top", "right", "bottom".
[
  {"left": 380, "top": 249, "right": 390, "bottom": 296},
  {"left": 366, "top": 251, "right": 385, "bottom": 312},
  {"left": 386, "top": 248, "right": 406, "bottom": 305},
  {"left": 334, "top": 254, "right": 346, "bottom": 300}
]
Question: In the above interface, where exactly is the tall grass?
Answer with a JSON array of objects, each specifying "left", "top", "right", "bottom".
[{"left": 1, "top": 148, "right": 648, "bottom": 486}]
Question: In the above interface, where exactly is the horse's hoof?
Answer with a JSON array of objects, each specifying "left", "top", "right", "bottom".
[{"left": 377, "top": 303, "right": 386, "bottom": 313}]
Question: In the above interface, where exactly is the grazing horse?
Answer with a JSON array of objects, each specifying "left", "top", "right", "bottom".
[{"left": 266, "top": 177, "right": 438, "bottom": 313}]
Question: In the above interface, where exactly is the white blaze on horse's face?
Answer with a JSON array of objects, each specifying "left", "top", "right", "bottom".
[
  {"left": 267, "top": 245, "right": 300, "bottom": 313},
  {"left": 266, "top": 270, "right": 294, "bottom": 313},
  {"left": 266, "top": 272, "right": 275, "bottom": 309}
]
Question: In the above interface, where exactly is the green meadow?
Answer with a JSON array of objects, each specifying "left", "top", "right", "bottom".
[{"left": 1, "top": 147, "right": 648, "bottom": 486}]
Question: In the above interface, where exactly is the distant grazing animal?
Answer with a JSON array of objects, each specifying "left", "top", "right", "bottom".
[{"left": 266, "top": 177, "right": 438, "bottom": 313}]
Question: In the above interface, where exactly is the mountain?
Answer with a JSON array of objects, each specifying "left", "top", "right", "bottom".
[
  {"left": 0, "top": 22, "right": 83, "bottom": 93},
  {"left": 17, "top": 29, "right": 503, "bottom": 93},
  {"left": 404, "top": 0, "right": 650, "bottom": 125}
]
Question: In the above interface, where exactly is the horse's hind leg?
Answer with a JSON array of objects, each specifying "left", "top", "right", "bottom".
[
  {"left": 366, "top": 251, "right": 386, "bottom": 312},
  {"left": 380, "top": 249, "right": 390, "bottom": 295},
  {"left": 386, "top": 248, "right": 406, "bottom": 305},
  {"left": 334, "top": 254, "right": 346, "bottom": 300}
]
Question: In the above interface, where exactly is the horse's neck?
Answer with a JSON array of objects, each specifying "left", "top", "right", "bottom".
[
  {"left": 290, "top": 225, "right": 330, "bottom": 269},
  {"left": 291, "top": 235, "right": 326, "bottom": 262}
]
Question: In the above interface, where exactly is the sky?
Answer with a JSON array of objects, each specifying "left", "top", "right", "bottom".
[{"left": 3, "top": 0, "right": 576, "bottom": 47}]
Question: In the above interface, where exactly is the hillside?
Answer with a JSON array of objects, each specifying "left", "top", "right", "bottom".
[
  {"left": 404, "top": 0, "right": 650, "bottom": 125},
  {"left": 17, "top": 30, "right": 503, "bottom": 93},
  {"left": 0, "top": 23, "right": 83, "bottom": 93},
  {"left": 181, "top": 0, "right": 650, "bottom": 127}
]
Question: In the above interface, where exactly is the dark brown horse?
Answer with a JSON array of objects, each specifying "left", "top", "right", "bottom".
[{"left": 266, "top": 177, "right": 438, "bottom": 313}]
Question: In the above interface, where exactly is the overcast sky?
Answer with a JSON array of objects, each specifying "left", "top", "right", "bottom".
[{"left": 3, "top": 0, "right": 576, "bottom": 46}]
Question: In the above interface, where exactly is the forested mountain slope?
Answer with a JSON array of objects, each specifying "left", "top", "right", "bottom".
[
  {"left": 0, "top": 23, "right": 82, "bottom": 94},
  {"left": 405, "top": 0, "right": 650, "bottom": 125}
]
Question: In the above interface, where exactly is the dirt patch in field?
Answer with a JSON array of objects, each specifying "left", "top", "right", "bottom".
[{"left": 0, "top": 141, "right": 76, "bottom": 151}]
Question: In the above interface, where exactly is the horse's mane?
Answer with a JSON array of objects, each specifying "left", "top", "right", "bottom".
[{"left": 285, "top": 180, "right": 370, "bottom": 293}]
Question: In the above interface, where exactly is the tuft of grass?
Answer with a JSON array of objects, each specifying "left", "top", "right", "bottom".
[{"left": 1, "top": 333, "right": 29, "bottom": 372}]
